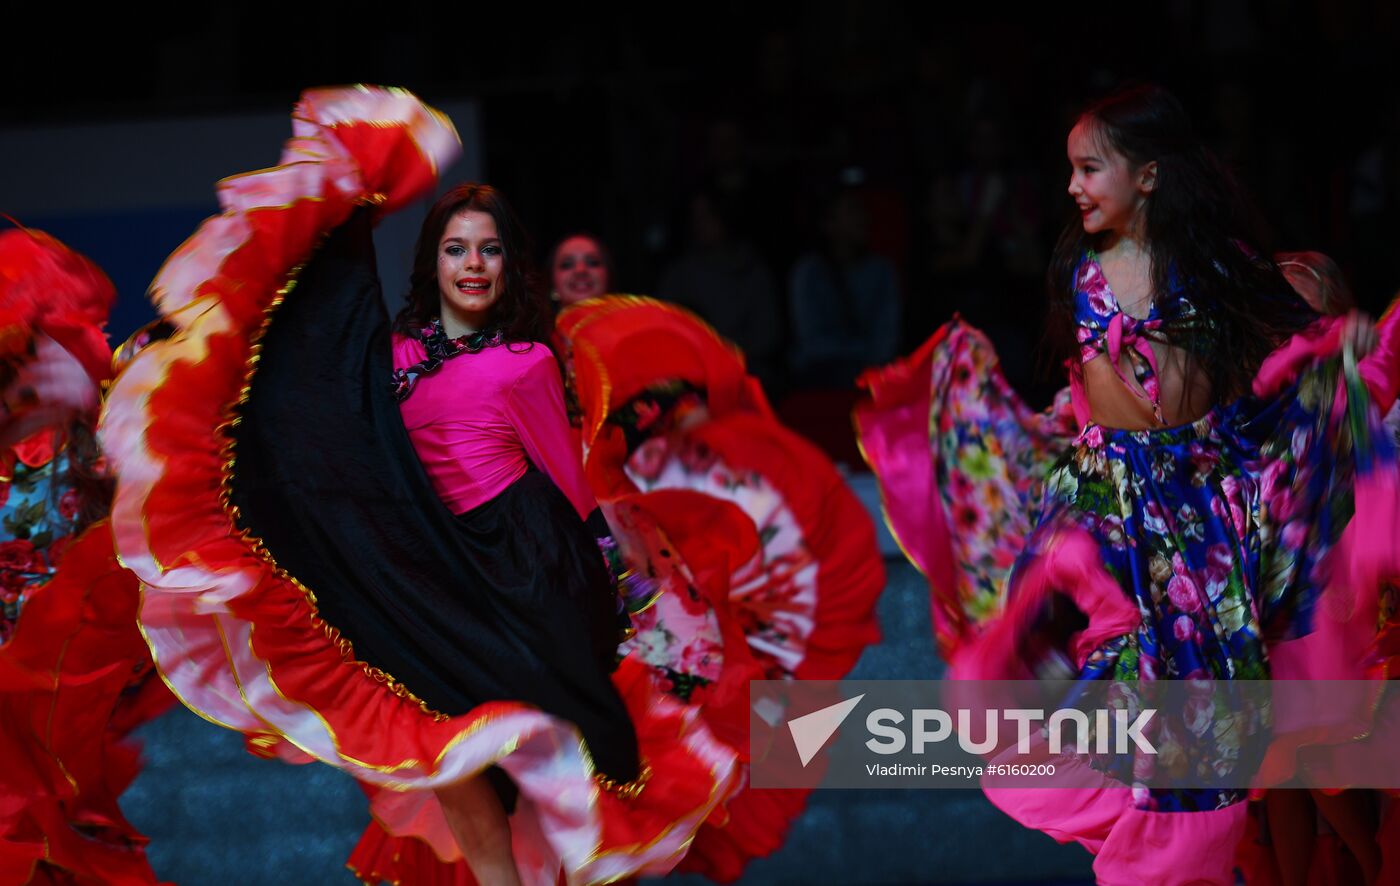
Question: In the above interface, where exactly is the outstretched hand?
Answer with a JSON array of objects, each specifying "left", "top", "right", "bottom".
[{"left": 1341, "top": 310, "right": 1378, "bottom": 359}]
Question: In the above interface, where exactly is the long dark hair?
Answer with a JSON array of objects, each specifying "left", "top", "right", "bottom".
[
  {"left": 393, "top": 183, "right": 549, "bottom": 343},
  {"left": 1046, "top": 84, "right": 1314, "bottom": 401}
]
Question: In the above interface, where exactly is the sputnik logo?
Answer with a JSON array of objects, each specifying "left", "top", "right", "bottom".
[{"left": 787, "top": 694, "right": 865, "bottom": 767}]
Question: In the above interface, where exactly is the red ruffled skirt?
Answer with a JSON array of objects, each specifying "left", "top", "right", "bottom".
[
  {"left": 101, "top": 87, "right": 736, "bottom": 885},
  {"left": 0, "top": 522, "right": 169, "bottom": 885},
  {"left": 555, "top": 296, "right": 886, "bottom": 881}
]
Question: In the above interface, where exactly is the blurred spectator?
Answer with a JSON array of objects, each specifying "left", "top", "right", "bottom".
[
  {"left": 926, "top": 110, "right": 1043, "bottom": 288},
  {"left": 658, "top": 187, "right": 784, "bottom": 393},
  {"left": 788, "top": 181, "right": 902, "bottom": 387},
  {"left": 697, "top": 117, "right": 801, "bottom": 282},
  {"left": 1350, "top": 95, "right": 1400, "bottom": 308},
  {"left": 549, "top": 233, "right": 611, "bottom": 307},
  {"left": 915, "top": 105, "right": 1049, "bottom": 404}
]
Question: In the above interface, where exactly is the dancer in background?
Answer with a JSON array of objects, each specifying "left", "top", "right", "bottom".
[
  {"left": 657, "top": 188, "right": 784, "bottom": 394},
  {"left": 1277, "top": 251, "right": 1355, "bottom": 317},
  {"left": 0, "top": 226, "right": 168, "bottom": 885},
  {"left": 546, "top": 233, "right": 612, "bottom": 429},
  {"left": 556, "top": 294, "right": 885, "bottom": 881},
  {"left": 857, "top": 84, "right": 1400, "bottom": 884},
  {"left": 549, "top": 233, "right": 611, "bottom": 308},
  {"left": 1233, "top": 250, "right": 1397, "bottom": 886},
  {"left": 101, "top": 87, "right": 735, "bottom": 886}
]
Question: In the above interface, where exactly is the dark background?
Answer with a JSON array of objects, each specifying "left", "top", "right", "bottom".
[
  {"left": 6, "top": 6, "right": 1399, "bottom": 881},
  {"left": 8, "top": 2, "right": 1400, "bottom": 402}
]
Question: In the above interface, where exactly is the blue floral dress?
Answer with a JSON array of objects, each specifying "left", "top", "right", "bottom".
[
  {"left": 1028, "top": 255, "right": 1390, "bottom": 800},
  {"left": 859, "top": 250, "right": 1399, "bottom": 883}
]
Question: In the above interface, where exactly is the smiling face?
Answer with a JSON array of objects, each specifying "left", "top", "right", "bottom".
[
  {"left": 1066, "top": 118, "right": 1155, "bottom": 238},
  {"left": 552, "top": 235, "right": 608, "bottom": 305},
  {"left": 436, "top": 209, "right": 504, "bottom": 337}
]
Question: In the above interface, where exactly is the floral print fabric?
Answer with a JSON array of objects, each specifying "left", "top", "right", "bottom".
[
  {"left": 0, "top": 447, "right": 77, "bottom": 643},
  {"left": 1072, "top": 252, "right": 1215, "bottom": 424},
  {"left": 921, "top": 320, "right": 1079, "bottom": 652},
  {"left": 1029, "top": 351, "right": 1388, "bottom": 811},
  {"left": 625, "top": 430, "right": 819, "bottom": 680},
  {"left": 912, "top": 311, "right": 1390, "bottom": 814}
]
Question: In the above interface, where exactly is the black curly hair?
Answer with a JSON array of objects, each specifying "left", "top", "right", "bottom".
[{"left": 393, "top": 183, "right": 549, "bottom": 344}]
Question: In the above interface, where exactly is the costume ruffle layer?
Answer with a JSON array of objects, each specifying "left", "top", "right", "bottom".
[
  {"left": 0, "top": 226, "right": 116, "bottom": 384},
  {"left": 855, "top": 318, "right": 1080, "bottom": 659},
  {"left": 556, "top": 296, "right": 885, "bottom": 881},
  {"left": 559, "top": 296, "right": 884, "bottom": 684},
  {"left": 100, "top": 86, "right": 736, "bottom": 885},
  {"left": 348, "top": 491, "right": 767, "bottom": 886},
  {"left": 1234, "top": 798, "right": 1400, "bottom": 885},
  {"left": 622, "top": 418, "right": 883, "bottom": 882},
  {"left": 0, "top": 522, "right": 167, "bottom": 885},
  {"left": 1, "top": 226, "right": 169, "bottom": 884}
]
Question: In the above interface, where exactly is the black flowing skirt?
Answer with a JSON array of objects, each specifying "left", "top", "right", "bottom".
[{"left": 226, "top": 209, "right": 640, "bottom": 791}]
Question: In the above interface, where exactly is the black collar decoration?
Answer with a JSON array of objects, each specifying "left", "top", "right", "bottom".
[{"left": 390, "top": 318, "right": 505, "bottom": 401}]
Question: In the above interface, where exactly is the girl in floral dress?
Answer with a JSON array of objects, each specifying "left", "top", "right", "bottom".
[{"left": 858, "top": 84, "right": 1400, "bottom": 884}]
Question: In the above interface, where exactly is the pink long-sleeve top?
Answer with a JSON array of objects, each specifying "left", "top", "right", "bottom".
[{"left": 392, "top": 335, "right": 598, "bottom": 520}]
